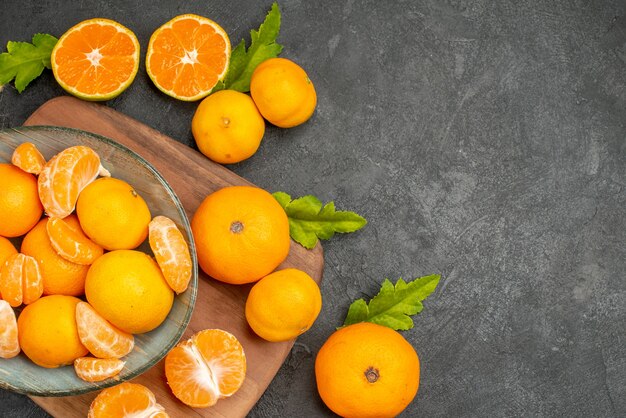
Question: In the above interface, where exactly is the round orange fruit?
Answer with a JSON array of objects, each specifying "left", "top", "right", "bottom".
[
  {"left": 0, "top": 236, "right": 18, "bottom": 267},
  {"left": 191, "top": 186, "right": 290, "bottom": 284},
  {"left": 191, "top": 90, "right": 265, "bottom": 164},
  {"left": 250, "top": 58, "right": 317, "bottom": 128},
  {"left": 245, "top": 268, "right": 321, "bottom": 342},
  {"left": 17, "top": 295, "right": 88, "bottom": 368},
  {"left": 315, "top": 322, "right": 420, "bottom": 418},
  {"left": 0, "top": 163, "right": 43, "bottom": 237}
]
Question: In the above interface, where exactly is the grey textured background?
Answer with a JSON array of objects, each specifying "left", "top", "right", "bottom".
[{"left": 1, "top": 0, "right": 625, "bottom": 417}]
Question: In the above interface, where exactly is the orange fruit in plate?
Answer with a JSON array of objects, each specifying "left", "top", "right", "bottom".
[
  {"left": 315, "top": 322, "right": 420, "bottom": 418},
  {"left": 0, "top": 253, "right": 43, "bottom": 307},
  {"left": 250, "top": 58, "right": 317, "bottom": 128},
  {"left": 74, "top": 357, "right": 125, "bottom": 382},
  {"left": 21, "top": 217, "right": 90, "bottom": 296},
  {"left": 76, "top": 177, "right": 151, "bottom": 251},
  {"left": 0, "top": 163, "right": 43, "bottom": 237},
  {"left": 47, "top": 216, "right": 103, "bottom": 265},
  {"left": 85, "top": 250, "right": 174, "bottom": 334},
  {"left": 75, "top": 301, "right": 134, "bottom": 359},
  {"left": 146, "top": 14, "right": 230, "bottom": 101},
  {"left": 165, "top": 329, "right": 246, "bottom": 407},
  {"left": 245, "top": 268, "right": 322, "bottom": 342},
  {"left": 88, "top": 382, "right": 169, "bottom": 418},
  {"left": 11, "top": 142, "right": 46, "bottom": 175},
  {"left": 38, "top": 145, "right": 110, "bottom": 219},
  {"left": 0, "top": 300, "right": 20, "bottom": 359},
  {"left": 51, "top": 18, "right": 140, "bottom": 101},
  {"left": 0, "top": 236, "right": 18, "bottom": 267},
  {"left": 191, "top": 186, "right": 290, "bottom": 284},
  {"left": 18, "top": 295, "right": 89, "bottom": 368},
  {"left": 148, "top": 216, "right": 192, "bottom": 294},
  {"left": 191, "top": 90, "right": 265, "bottom": 164}
]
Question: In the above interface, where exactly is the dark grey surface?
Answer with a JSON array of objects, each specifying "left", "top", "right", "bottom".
[{"left": 1, "top": 0, "right": 625, "bottom": 417}]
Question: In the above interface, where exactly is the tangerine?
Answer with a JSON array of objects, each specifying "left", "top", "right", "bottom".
[
  {"left": 88, "top": 382, "right": 169, "bottom": 418},
  {"left": 0, "top": 163, "right": 43, "bottom": 237}
]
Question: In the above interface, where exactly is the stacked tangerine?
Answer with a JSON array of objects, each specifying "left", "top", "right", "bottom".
[{"left": 0, "top": 142, "right": 192, "bottom": 383}]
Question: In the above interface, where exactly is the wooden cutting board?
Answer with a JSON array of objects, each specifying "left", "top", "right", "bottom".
[{"left": 23, "top": 96, "right": 324, "bottom": 417}]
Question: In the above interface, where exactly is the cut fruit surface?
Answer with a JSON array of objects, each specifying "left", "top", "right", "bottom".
[
  {"left": 165, "top": 329, "right": 246, "bottom": 407},
  {"left": 0, "top": 300, "right": 20, "bottom": 358},
  {"left": 146, "top": 14, "right": 230, "bottom": 101},
  {"left": 0, "top": 253, "right": 43, "bottom": 307},
  {"left": 88, "top": 382, "right": 169, "bottom": 418},
  {"left": 51, "top": 18, "right": 140, "bottom": 101},
  {"left": 47, "top": 217, "right": 103, "bottom": 265},
  {"left": 75, "top": 301, "right": 134, "bottom": 359},
  {"left": 74, "top": 357, "right": 125, "bottom": 382},
  {"left": 149, "top": 216, "right": 192, "bottom": 294},
  {"left": 38, "top": 145, "right": 109, "bottom": 219},
  {"left": 12, "top": 142, "right": 46, "bottom": 175}
]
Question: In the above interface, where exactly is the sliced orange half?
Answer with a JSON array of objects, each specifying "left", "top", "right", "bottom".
[
  {"left": 146, "top": 14, "right": 230, "bottom": 101},
  {"left": 165, "top": 329, "right": 246, "bottom": 407},
  {"left": 0, "top": 300, "right": 20, "bottom": 358},
  {"left": 38, "top": 145, "right": 110, "bottom": 219},
  {"left": 0, "top": 253, "right": 43, "bottom": 307},
  {"left": 149, "top": 216, "right": 192, "bottom": 294},
  {"left": 76, "top": 301, "right": 134, "bottom": 359},
  {"left": 88, "top": 382, "right": 169, "bottom": 418},
  {"left": 51, "top": 18, "right": 140, "bottom": 101},
  {"left": 47, "top": 217, "right": 103, "bottom": 265},
  {"left": 12, "top": 142, "right": 46, "bottom": 175},
  {"left": 74, "top": 357, "right": 125, "bottom": 382}
]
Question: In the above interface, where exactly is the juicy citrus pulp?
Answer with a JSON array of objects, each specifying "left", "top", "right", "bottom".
[
  {"left": 165, "top": 329, "right": 246, "bottom": 407},
  {"left": 51, "top": 18, "right": 140, "bottom": 101},
  {"left": 146, "top": 14, "right": 230, "bottom": 101},
  {"left": 191, "top": 89, "right": 266, "bottom": 164}
]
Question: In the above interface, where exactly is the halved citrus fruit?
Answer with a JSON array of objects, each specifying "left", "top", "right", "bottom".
[
  {"left": 0, "top": 300, "right": 20, "bottom": 359},
  {"left": 51, "top": 18, "right": 140, "bottom": 101},
  {"left": 0, "top": 253, "right": 43, "bottom": 307},
  {"left": 88, "top": 382, "right": 169, "bottom": 418},
  {"left": 12, "top": 142, "right": 46, "bottom": 175},
  {"left": 149, "top": 216, "right": 192, "bottom": 294},
  {"left": 74, "top": 357, "right": 125, "bottom": 382},
  {"left": 38, "top": 145, "right": 110, "bottom": 219},
  {"left": 75, "top": 301, "right": 134, "bottom": 359},
  {"left": 146, "top": 14, "right": 230, "bottom": 101},
  {"left": 47, "top": 217, "right": 103, "bottom": 265},
  {"left": 165, "top": 329, "right": 246, "bottom": 407}
]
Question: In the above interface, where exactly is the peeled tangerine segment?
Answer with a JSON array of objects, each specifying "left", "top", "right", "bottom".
[
  {"left": 165, "top": 329, "right": 246, "bottom": 408},
  {"left": 0, "top": 253, "right": 43, "bottom": 307},
  {"left": 47, "top": 217, "right": 104, "bottom": 265},
  {"left": 0, "top": 300, "right": 20, "bottom": 358},
  {"left": 74, "top": 357, "right": 125, "bottom": 382},
  {"left": 88, "top": 382, "right": 169, "bottom": 418},
  {"left": 76, "top": 301, "right": 134, "bottom": 359},
  {"left": 38, "top": 145, "right": 110, "bottom": 219},
  {"left": 149, "top": 216, "right": 192, "bottom": 294},
  {"left": 11, "top": 142, "right": 46, "bottom": 175}
]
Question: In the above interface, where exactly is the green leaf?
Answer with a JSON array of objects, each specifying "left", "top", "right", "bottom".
[
  {"left": 272, "top": 192, "right": 367, "bottom": 249},
  {"left": 0, "top": 33, "right": 57, "bottom": 93},
  {"left": 222, "top": 1, "right": 282, "bottom": 92},
  {"left": 342, "top": 275, "right": 441, "bottom": 330}
]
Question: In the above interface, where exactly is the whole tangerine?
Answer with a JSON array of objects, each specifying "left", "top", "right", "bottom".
[{"left": 0, "top": 164, "right": 43, "bottom": 237}]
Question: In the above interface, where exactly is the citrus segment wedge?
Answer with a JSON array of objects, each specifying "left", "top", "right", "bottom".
[
  {"left": 146, "top": 14, "right": 230, "bottom": 101},
  {"left": 88, "top": 382, "right": 169, "bottom": 418},
  {"left": 165, "top": 329, "right": 246, "bottom": 407},
  {"left": 0, "top": 253, "right": 43, "bottom": 307},
  {"left": 75, "top": 301, "right": 134, "bottom": 359},
  {"left": 38, "top": 145, "right": 110, "bottom": 219},
  {"left": 51, "top": 18, "right": 140, "bottom": 101},
  {"left": 149, "top": 216, "right": 192, "bottom": 294},
  {"left": 47, "top": 217, "right": 104, "bottom": 265},
  {"left": 11, "top": 142, "right": 46, "bottom": 175},
  {"left": 74, "top": 357, "right": 125, "bottom": 382},
  {"left": 0, "top": 300, "right": 20, "bottom": 359}
]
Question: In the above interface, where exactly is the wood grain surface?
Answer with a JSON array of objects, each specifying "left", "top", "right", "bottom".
[{"left": 23, "top": 96, "right": 324, "bottom": 417}]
